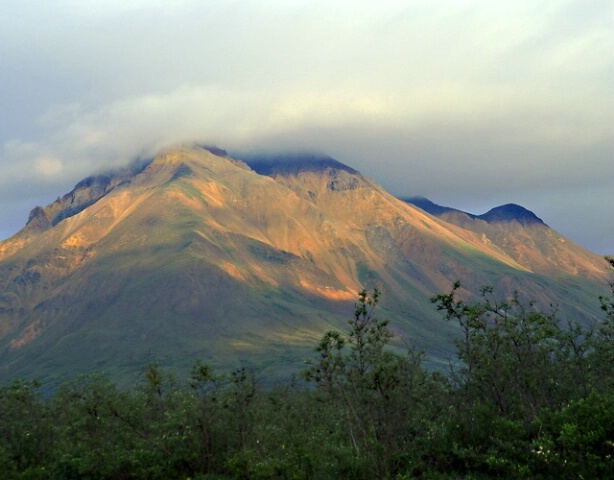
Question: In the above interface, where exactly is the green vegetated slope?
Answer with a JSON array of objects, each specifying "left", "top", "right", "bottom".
[{"left": 0, "top": 146, "right": 611, "bottom": 387}]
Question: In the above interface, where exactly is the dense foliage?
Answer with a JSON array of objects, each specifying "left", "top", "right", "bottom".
[{"left": 1, "top": 284, "right": 614, "bottom": 479}]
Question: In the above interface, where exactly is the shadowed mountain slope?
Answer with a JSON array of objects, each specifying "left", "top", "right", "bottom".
[{"left": 0, "top": 147, "right": 612, "bottom": 386}]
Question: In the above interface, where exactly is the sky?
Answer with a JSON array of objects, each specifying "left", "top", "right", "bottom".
[{"left": 1, "top": 0, "right": 612, "bottom": 254}]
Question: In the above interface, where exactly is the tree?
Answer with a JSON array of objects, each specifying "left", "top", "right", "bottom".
[
  {"left": 533, "top": 391, "right": 614, "bottom": 479},
  {"left": 432, "top": 282, "right": 592, "bottom": 423},
  {"left": 304, "top": 289, "right": 448, "bottom": 478},
  {"left": 0, "top": 379, "right": 52, "bottom": 478},
  {"left": 589, "top": 282, "right": 614, "bottom": 393},
  {"left": 430, "top": 281, "right": 613, "bottom": 477},
  {"left": 51, "top": 374, "right": 147, "bottom": 479}
]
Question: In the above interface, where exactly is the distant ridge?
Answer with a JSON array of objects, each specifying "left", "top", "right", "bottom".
[
  {"left": 402, "top": 196, "right": 474, "bottom": 218},
  {"left": 198, "top": 145, "right": 229, "bottom": 157},
  {"left": 479, "top": 204, "right": 546, "bottom": 226},
  {"left": 241, "top": 152, "right": 358, "bottom": 176},
  {"left": 403, "top": 197, "right": 545, "bottom": 226}
]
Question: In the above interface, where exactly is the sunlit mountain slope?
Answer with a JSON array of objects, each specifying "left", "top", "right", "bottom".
[{"left": 0, "top": 146, "right": 611, "bottom": 386}]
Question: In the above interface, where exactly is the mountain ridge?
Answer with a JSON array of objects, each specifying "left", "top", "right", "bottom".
[
  {"left": 403, "top": 196, "right": 546, "bottom": 226},
  {"left": 402, "top": 195, "right": 602, "bottom": 278},
  {"left": 0, "top": 145, "right": 611, "bottom": 386},
  {"left": 480, "top": 203, "right": 546, "bottom": 226}
]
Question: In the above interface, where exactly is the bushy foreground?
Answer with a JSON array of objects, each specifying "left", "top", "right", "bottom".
[{"left": 1, "top": 285, "right": 614, "bottom": 479}]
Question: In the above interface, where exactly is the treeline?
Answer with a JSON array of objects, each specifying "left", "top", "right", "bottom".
[{"left": 1, "top": 284, "right": 614, "bottom": 479}]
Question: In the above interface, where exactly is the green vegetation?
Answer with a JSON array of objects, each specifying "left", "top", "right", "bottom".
[{"left": 1, "top": 285, "right": 614, "bottom": 479}]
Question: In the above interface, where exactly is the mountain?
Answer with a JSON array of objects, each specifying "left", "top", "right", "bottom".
[
  {"left": 1, "top": 146, "right": 612, "bottom": 387},
  {"left": 478, "top": 204, "right": 545, "bottom": 226},
  {"left": 403, "top": 196, "right": 603, "bottom": 279},
  {"left": 405, "top": 196, "right": 544, "bottom": 226}
]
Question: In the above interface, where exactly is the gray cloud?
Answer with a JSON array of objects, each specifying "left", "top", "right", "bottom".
[{"left": 1, "top": 1, "right": 612, "bottom": 254}]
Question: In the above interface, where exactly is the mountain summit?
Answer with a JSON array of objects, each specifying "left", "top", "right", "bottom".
[
  {"left": 403, "top": 197, "right": 545, "bottom": 226},
  {"left": 0, "top": 145, "right": 611, "bottom": 385},
  {"left": 479, "top": 204, "right": 545, "bottom": 226},
  {"left": 244, "top": 152, "right": 358, "bottom": 177}
]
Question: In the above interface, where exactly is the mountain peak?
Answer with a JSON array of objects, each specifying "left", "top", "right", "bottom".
[
  {"left": 403, "top": 197, "right": 544, "bottom": 227},
  {"left": 1, "top": 145, "right": 611, "bottom": 388},
  {"left": 23, "top": 158, "right": 153, "bottom": 233},
  {"left": 25, "top": 206, "right": 52, "bottom": 231},
  {"left": 197, "top": 144, "right": 229, "bottom": 157},
  {"left": 242, "top": 152, "right": 358, "bottom": 177},
  {"left": 478, "top": 204, "right": 546, "bottom": 226}
]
